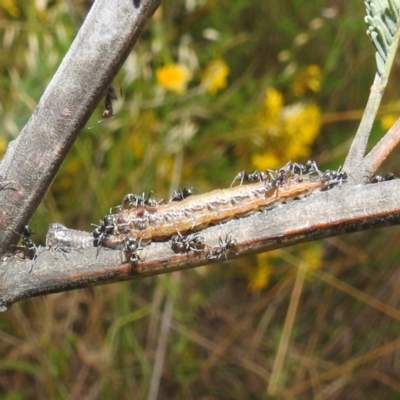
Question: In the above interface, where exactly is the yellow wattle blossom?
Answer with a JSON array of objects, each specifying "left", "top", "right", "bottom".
[
  {"left": 0, "top": 0, "right": 19, "bottom": 17},
  {"left": 381, "top": 114, "right": 398, "bottom": 130},
  {"left": 251, "top": 152, "right": 282, "bottom": 171},
  {"left": 156, "top": 64, "right": 191, "bottom": 95},
  {"left": 201, "top": 58, "right": 229, "bottom": 94},
  {"left": 263, "top": 87, "right": 283, "bottom": 120},
  {"left": 292, "top": 64, "right": 322, "bottom": 96},
  {"left": 251, "top": 86, "right": 321, "bottom": 171},
  {"left": 301, "top": 244, "right": 323, "bottom": 273},
  {"left": 246, "top": 250, "right": 281, "bottom": 292},
  {"left": 248, "top": 267, "right": 271, "bottom": 292},
  {"left": 246, "top": 245, "right": 323, "bottom": 292},
  {"left": 281, "top": 102, "right": 321, "bottom": 159}
]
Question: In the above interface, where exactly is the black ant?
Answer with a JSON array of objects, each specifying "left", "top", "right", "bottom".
[
  {"left": 268, "top": 160, "right": 321, "bottom": 186},
  {"left": 123, "top": 235, "right": 146, "bottom": 266},
  {"left": 12, "top": 225, "right": 38, "bottom": 272},
  {"left": 231, "top": 170, "right": 269, "bottom": 187},
  {"left": 369, "top": 172, "right": 396, "bottom": 184},
  {"left": 92, "top": 215, "right": 116, "bottom": 250},
  {"left": 304, "top": 160, "right": 321, "bottom": 175},
  {"left": 170, "top": 232, "right": 205, "bottom": 254},
  {"left": 169, "top": 187, "right": 194, "bottom": 202},
  {"left": 22, "top": 225, "right": 37, "bottom": 262},
  {"left": 102, "top": 85, "right": 118, "bottom": 118},
  {"left": 123, "top": 192, "right": 161, "bottom": 208},
  {"left": 285, "top": 160, "right": 321, "bottom": 180},
  {"left": 285, "top": 160, "right": 320, "bottom": 176},
  {"left": 274, "top": 168, "right": 288, "bottom": 186},
  {"left": 321, "top": 167, "right": 348, "bottom": 190},
  {"left": 265, "top": 163, "right": 294, "bottom": 187},
  {"left": 207, "top": 233, "right": 238, "bottom": 260}
]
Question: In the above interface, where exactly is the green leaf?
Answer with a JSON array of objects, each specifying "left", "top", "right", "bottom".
[{"left": 365, "top": 0, "right": 400, "bottom": 75}]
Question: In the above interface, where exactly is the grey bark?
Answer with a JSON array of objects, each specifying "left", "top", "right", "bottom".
[
  {"left": 0, "top": 179, "right": 399, "bottom": 311},
  {"left": 0, "top": 0, "right": 161, "bottom": 252}
]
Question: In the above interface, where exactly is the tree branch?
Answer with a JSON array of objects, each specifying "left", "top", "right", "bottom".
[
  {"left": 343, "top": 73, "right": 386, "bottom": 176},
  {"left": 352, "top": 116, "right": 400, "bottom": 182},
  {"left": 1, "top": 179, "right": 399, "bottom": 311},
  {"left": 0, "top": 0, "right": 161, "bottom": 253}
]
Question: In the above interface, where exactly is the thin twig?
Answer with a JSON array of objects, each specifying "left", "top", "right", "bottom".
[
  {"left": 343, "top": 73, "right": 387, "bottom": 175},
  {"left": 351, "top": 116, "right": 400, "bottom": 182}
]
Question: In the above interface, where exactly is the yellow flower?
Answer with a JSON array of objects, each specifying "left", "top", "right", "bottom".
[
  {"left": 247, "top": 252, "right": 277, "bottom": 292},
  {"left": 292, "top": 65, "right": 322, "bottom": 96},
  {"left": 282, "top": 102, "right": 321, "bottom": 155},
  {"left": 301, "top": 244, "right": 323, "bottom": 272},
  {"left": 201, "top": 58, "right": 229, "bottom": 94},
  {"left": 381, "top": 114, "right": 398, "bottom": 130},
  {"left": 0, "top": 0, "right": 19, "bottom": 17},
  {"left": 263, "top": 88, "right": 283, "bottom": 120},
  {"left": 251, "top": 152, "right": 281, "bottom": 171},
  {"left": 156, "top": 64, "right": 191, "bottom": 94},
  {"left": 251, "top": 96, "right": 321, "bottom": 171}
]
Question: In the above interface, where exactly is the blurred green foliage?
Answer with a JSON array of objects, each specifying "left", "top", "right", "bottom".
[{"left": 1, "top": 0, "right": 400, "bottom": 399}]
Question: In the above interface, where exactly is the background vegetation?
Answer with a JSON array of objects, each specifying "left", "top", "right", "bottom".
[{"left": 1, "top": 0, "right": 400, "bottom": 398}]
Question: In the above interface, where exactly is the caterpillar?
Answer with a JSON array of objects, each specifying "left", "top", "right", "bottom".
[{"left": 94, "top": 165, "right": 344, "bottom": 249}]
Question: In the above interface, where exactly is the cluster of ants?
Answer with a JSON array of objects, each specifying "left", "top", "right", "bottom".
[
  {"left": 231, "top": 160, "right": 349, "bottom": 190},
  {"left": 169, "top": 231, "right": 238, "bottom": 260},
  {"left": 12, "top": 163, "right": 398, "bottom": 270},
  {"left": 92, "top": 188, "right": 195, "bottom": 253},
  {"left": 91, "top": 185, "right": 238, "bottom": 265},
  {"left": 123, "top": 186, "right": 194, "bottom": 209},
  {"left": 110, "top": 230, "right": 239, "bottom": 267},
  {"left": 118, "top": 233, "right": 237, "bottom": 267},
  {"left": 91, "top": 160, "right": 352, "bottom": 267}
]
